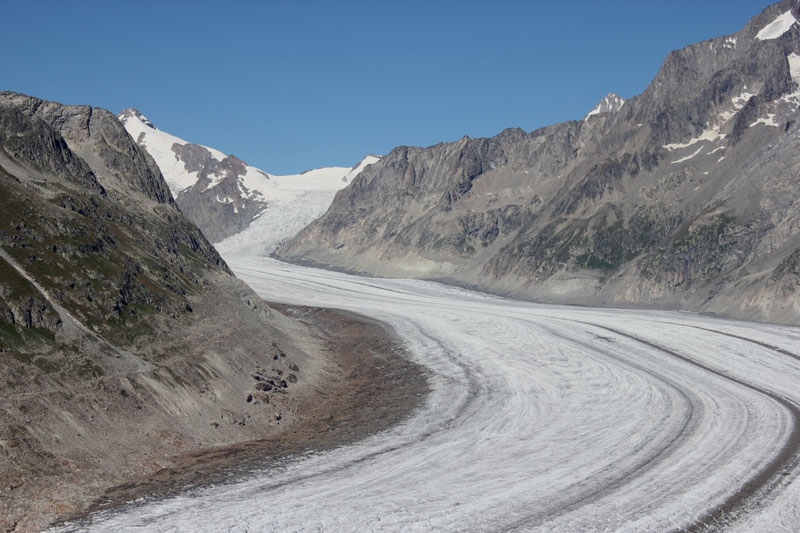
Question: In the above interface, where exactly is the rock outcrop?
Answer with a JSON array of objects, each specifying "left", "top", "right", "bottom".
[{"left": 278, "top": 0, "right": 800, "bottom": 325}]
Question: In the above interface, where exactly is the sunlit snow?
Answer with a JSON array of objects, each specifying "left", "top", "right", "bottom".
[
  {"left": 755, "top": 10, "right": 797, "bottom": 41},
  {"left": 664, "top": 129, "right": 725, "bottom": 151},
  {"left": 789, "top": 53, "right": 800, "bottom": 83},
  {"left": 750, "top": 113, "right": 780, "bottom": 128},
  {"left": 670, "top": 145, "right": 704, "bottom": 164},
  {"left": 121, "top": 112, "right": 228, "bottom": 194}
]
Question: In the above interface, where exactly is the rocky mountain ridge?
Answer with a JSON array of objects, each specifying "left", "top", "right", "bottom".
[
  {"left": 119, "top": 108, "right": 378, "bottom": 242},
  {"left": 277, "top": 0, "right": 800, "bottom": 325}
]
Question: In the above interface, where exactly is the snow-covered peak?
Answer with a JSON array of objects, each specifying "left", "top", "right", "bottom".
[
  {"left": 119, "top": 106, "right": 381, "bottom": 242},
  {"left": 342, "top": 155, "right": 380, "bottom": 183},
  {"left": 119, "top": 107, "right": 155, "bottom": 129},
  {"left": 584, "top": 93, "right": 625, "bottom": 120},
  {"left": 119, "top": 108, "right": 232, "bottom": 194},
  {"left": 755, "top": 9, "right": 797, "bottom": 41},
  {"left": 119, "top": 108, "right": 381, "bottom": 199}
]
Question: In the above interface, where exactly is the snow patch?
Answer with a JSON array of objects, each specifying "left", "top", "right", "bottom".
[
  {"left": 750, "top": 114, "right": 779, "bottom": 128},
  {"left": 671, "top": 146, "right": 704, "bottom": 164},
  {"left": 663, "top": 89, "right": 755, "bottom": 152},
  {"left": 777, "top": 54, "right": 800, "bottom": 107},
  {"left": 788, "top": 53, "right": 800, "bottom": 84},
  {"left": 205, "top": 170, "right": 230, "bottom": 191},
  {"left": 755, "top": 10, "right": 797, "bottom": 40},
  {"left": 664, "top": 129, "right": 725, "bottom": 151}
]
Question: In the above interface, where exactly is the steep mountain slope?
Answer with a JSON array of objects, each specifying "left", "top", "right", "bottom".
[
  {"left": 278, "top": 0, "right": 800, "bottom": 325},
  {"left": 0, "top": 93, "right": 363, "bottom": 531},
  {"left": 119, "top": 108, "right": 378, "bottom": 242}
]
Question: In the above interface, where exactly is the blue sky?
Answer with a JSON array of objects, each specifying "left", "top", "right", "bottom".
[{"left": 3, "top": 1, "right": 772, "bottom": 174}]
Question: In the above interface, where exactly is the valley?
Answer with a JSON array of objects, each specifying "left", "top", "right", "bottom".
[
  {"left": 3, "top": 2, "right": 800, "bottom": 531},
  {"left": 53, "top": 256, "right": 800, "bottom": 531}
]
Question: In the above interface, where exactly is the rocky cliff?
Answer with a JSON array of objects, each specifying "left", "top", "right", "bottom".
[
  {"left": 278, "top": 0, "right": 800, "bottom": 325},
  {"left": 0, "top": 93, "right": 338, "bottom": 530}
]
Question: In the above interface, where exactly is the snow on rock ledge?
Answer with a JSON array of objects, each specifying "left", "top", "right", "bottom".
[{"left": 755, "top": 10, "right": 797, "bottom": 41}]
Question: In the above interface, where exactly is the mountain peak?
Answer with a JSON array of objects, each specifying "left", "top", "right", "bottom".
[
  {"left": 118, "top": 107, "right": 155, "bottom": 129},
  {"left": 584, "top": 93, "right": 625, "bottom": 120}
]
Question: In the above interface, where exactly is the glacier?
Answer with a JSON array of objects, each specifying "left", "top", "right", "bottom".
[{"left": 52, "top": 254, "right": 800, "bottom": 532}]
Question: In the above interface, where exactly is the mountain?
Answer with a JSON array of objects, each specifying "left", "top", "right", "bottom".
[
  {"left": 119, "top": 108, "right": 378, "bottom": 243},
  {"left": 277, "top": 0, "right": 800, "bottom": 325},
  {"left": 0, "top": 93, "right": 349, "bottom": 530},
  {"left": 584, "top": 93, "right": 625, "bottom": 120}
]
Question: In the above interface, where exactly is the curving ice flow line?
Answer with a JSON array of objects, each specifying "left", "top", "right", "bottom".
[
  {"left": 569, "top": 323, "right": 800, "bottom": 533},
  {"left": 54, "top": 258, "right": 800, "bottom": 532}
]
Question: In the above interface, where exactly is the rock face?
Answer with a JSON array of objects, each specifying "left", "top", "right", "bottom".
[
  {"left": 119, "top": 108, "right": 375, "bottom": 243},
  {"left": 166, "top": 149, "right": 269, "bottom": 242},
  {"left": 0, "top": 93, "right": 331, "bottom": 530},
  {"left": 278, "top": 0, "right": 800, "bottom": 325}
]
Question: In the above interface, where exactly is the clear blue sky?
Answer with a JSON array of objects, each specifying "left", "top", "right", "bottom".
[{"left": 3, "top": 1, "right": 773, "bottom": 174}]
